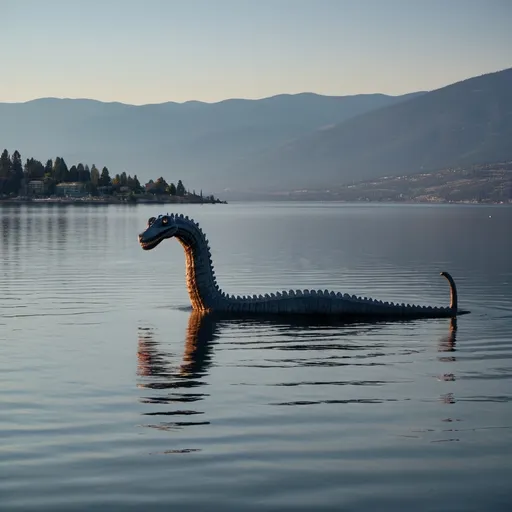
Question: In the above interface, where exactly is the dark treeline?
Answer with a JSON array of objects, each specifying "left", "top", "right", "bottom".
[{"left": 0, "top": 148, "right": 220, "bottom": 202}]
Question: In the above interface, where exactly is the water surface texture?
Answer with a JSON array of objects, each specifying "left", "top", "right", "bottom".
[{"left": 1, "top": 202, "right": 511, "bottom": 511}]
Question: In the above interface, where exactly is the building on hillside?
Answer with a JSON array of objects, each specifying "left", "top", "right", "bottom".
[
  {"left": 27, "top": 180, "right": 47, "bottom": 196},
  {"left": 55, "top": 182, "right": 87, "bottom": 197}
]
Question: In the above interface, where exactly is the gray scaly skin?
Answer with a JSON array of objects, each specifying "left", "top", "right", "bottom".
[{"left": 138, "top": 213, "right": 469, "bottom": 319}]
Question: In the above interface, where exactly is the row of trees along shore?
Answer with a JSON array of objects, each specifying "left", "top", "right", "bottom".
[{"left": 0, "top": 148, "right": 223, "bottom": 203}]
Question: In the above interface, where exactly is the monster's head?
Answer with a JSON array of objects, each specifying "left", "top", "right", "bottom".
[{"left": 138, "top": 214, "right": 178, "bottom": 250}]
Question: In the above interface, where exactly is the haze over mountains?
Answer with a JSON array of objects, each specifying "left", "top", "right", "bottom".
[
  {"left": 0, "top": 91, "right": 421, "bottom": 194},
  {"left": 247, "top": 67, "right": 512, "bottom": 192},
  {"left": 1, "top": 67, "right": 511, "bottom": 198}
]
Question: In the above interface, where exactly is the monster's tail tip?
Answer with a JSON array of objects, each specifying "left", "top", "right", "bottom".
[{"left": 439, "top": 271, "right": 459, "bottom": 312}]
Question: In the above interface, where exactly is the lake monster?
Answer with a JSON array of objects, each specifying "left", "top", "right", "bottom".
[{"left": 139, "top": 213, "right": 469, "bottom": 319}]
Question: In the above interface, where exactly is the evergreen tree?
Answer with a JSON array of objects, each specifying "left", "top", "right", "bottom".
[
  {"left": 90, "top": 165, "right": 100, "bottom": 186},
  {"left": 169, "top": 182, "right": 177, "bottom": 195},
  {"left": 11, "top": 150, "right": 22, "bottom": 175},
  {"left": 77, "top": 163, "right": 86, "bottom": 182},
  {"left": 99, "top": 166, "right": 111, "bottom": 186},
  {"left": 176, "top": 179, "right": 185, "bottom": 196},
  {"left": 52, "top": 157, "right": 61, "bottom": 181},
  {"left": 24, "top": 158, "right": 45, "bottom": 182},
  {"left": 68, "top": 165, "right": 78, "bottom": 182},
  {"left": 133, "top": 174, "right": 141, "bottom": 192},
  {"left": 23, "top": 158, "right": 31, "bottom": 181},
  {"left": 44, "top": 159, "right": 53, "bottom": 177},
  {"left": 10, "top": 150, "right": 24, "bottom": 193},
  {"left": 0, "top": 149, "right": 11, "bottom": 194},
  {"left": 0, "top": 149, "right": 11, "bottom": 178},
  {"left": 53, "top": 157, "right": 69, "bottom": 182},
  {"left": 35, "top": 160, "right": 45, "bottom": 179}
]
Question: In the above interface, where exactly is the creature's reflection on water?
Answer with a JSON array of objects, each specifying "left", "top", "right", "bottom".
[{"left": 137, "top": 313, "right": 459, "bottom": 431}]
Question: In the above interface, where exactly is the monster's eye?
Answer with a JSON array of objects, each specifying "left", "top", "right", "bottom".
[
  {"left": 162, "top": 216, "right": 169, "bottom": 225},
  {"left": 147, "top": 217, "right": 156, "bottom": 226}
]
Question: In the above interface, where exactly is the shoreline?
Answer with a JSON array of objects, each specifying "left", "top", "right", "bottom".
[
  {"left": 0, "top": 196, "right": 228, "bottom": 205},
  {"left": 0, "top": 197, "right": 509, "bottom": 206}
]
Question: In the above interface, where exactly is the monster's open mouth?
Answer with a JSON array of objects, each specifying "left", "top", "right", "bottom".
[{"left": 139, "top": 232, "right": 168, "bottom": 250}]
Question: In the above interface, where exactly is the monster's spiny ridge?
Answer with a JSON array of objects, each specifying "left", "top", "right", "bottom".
[{"left": 138, "top": 213, "right": 469, "bottom": 319}]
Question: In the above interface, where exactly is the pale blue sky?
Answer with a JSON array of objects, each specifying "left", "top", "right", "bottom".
[{"left": 1, "top": 0, "right": 511, "bottom": 104}]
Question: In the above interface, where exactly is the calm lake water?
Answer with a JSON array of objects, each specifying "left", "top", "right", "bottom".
[{"left": 1, "top": 202, "right": 511, "bottom": 511}]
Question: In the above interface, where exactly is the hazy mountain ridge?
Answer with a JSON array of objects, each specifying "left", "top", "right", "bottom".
[
  {"left": 1, "top": 68, "right": 511, "bottom": 198},
  {"left": 0, "top": 92, "right": 423, "bottom": 192},
  {"left": 241, "top": 68, "right": 512, "bottom": 192}
]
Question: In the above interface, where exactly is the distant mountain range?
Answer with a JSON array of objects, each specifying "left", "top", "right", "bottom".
[
  {"left": 1, "top": 67, "right": 511, "bottom": 199},
  {"left": 243, "top": 67, "right": 512, "bottom": 192},
  {"left": 0, "top": 92, "right": 422, "bottom": 194}
]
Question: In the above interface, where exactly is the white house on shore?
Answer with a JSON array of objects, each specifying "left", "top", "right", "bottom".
[{"left": 55, "top": 182, "right": 87, "bottom": 197}]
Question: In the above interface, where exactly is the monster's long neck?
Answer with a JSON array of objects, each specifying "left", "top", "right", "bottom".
[{"left": 175, "top": 221, "right": 221, "bottom": 312}]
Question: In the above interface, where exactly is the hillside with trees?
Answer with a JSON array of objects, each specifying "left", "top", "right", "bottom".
[{"left": 0, "top": 149, "right": 224, "bottom": 203}]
